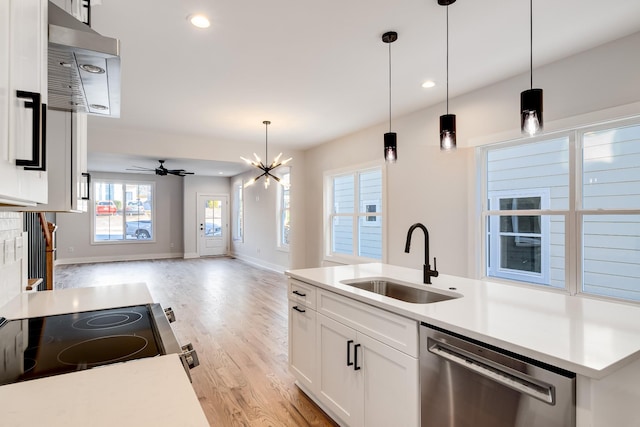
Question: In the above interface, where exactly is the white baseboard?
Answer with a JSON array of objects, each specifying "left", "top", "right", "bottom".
[
  {"left": 183, "top": 252, "right": 199, "bottom": 259},
  {"left": 55, "top": 252, "right": 183, "bottom": 265},
  {"left": 231, "top": 252, "right": 287, "bottom": 274}
]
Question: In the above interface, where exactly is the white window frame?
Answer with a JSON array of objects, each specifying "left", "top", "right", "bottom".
[
  {"left": 276, "top": 168, "right": 290, "bottom": 251},
  {"left": 232, "top": 182, "right": 243, "bottom": 242},
  {"left": 479, "top": 117, "right": 640, "bottom": 304},
  {"left": 487, "top": 189, "right": 550, "bottom": 285},
  {"left": 323, "top": 162, "right": 386, "bottom": 264},
  {"left": 91, "top": 179, "right": 156, "bottom": 244}
]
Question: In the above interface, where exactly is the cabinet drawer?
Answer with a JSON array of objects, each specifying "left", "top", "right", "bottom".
[
  {"left": 288, "top": 279, "right": 317, "bottom": 310},
  {"left": 317, "top": 289, "right": 418, "bottom": 357}
]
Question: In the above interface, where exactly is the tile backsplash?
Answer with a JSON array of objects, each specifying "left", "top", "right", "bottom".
[{"left": 0, "top": 212, "right": 26, "bottom": 308}]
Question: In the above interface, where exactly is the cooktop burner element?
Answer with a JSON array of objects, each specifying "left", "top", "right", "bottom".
[
  {"left": 72, "top": 311, "right": 143, "bottom": 330},
  {"left": 0, "top": 305, "right": 165, "bottom": 386},
  {"left": 57, "top": 335, "right": 150, "bottom": 366}
]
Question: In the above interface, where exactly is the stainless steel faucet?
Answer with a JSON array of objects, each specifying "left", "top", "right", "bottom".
[{"left": 404, "top": 223, "right": 439, "bottom": 284}]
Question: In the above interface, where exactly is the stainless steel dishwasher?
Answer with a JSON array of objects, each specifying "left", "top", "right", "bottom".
[{"left": 420, "top": 323, "right": 575, "bottom": 427}]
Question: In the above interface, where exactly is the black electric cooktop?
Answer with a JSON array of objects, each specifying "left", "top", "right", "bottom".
[{"left": 0, "top": 305, "right": 164, "bottom": 386}]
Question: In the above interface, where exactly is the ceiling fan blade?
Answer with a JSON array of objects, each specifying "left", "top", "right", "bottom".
[
  {"left": 167, "top": 170, "right": 195, "bottom": 176},
  {"left": 126, "top": 160, "right": 193, "bottom": 177},
  {"left": 126, "top": 166, "right": 155, "bottom": 171}
]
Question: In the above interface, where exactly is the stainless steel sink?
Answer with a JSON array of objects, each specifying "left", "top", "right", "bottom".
[{"left": 340, "top": 278, "right": 460, "bottom": 304}]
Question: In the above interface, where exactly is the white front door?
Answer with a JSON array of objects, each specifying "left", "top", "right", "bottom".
[{"left": 197, "top": 194, "right": 227, "bottom": 257}]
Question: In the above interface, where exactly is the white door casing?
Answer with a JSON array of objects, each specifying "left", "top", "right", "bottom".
[{"left": 197, "top": 194, "right": 228, "bottom": 257}]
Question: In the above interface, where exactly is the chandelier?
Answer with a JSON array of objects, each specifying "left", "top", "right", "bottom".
[{"left": 241, "top": 120, "right": 291, "bottom": 188}]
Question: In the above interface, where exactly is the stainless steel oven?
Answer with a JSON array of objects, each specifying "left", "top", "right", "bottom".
[
  {"left": 0, "top": 303, "right": 198, "bottom": 386},
  {"left": 420, "top": 323, "right": 575, "bottom": 427}
]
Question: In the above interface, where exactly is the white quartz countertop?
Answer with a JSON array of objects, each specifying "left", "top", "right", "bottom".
[
  {"left": 286, "top": 263, "right": 640, "bottom": 379},
  {"left": 0, "top": 354, "right": 209, "bottom": 427},
  {"left": 0, "top": 283, "right": 154, "bottom": 319},
  {"left": 0, "top": 283, "right": 208, "bottom": 426}
]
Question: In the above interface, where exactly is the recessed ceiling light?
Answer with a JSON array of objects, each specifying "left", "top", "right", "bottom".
[
  {"left": 422, "top": 80, "right": 436, "bottom": 89},
  {"left": 218, "top": 172, "right": 224, "bottom": 175},
  {"left": 189, "top": 14, "right": 210, "bottom": 29}
]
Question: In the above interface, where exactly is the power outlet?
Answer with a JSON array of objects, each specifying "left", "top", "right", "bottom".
[
  {"left": 68, "top": 246, "right": 75, "bottom": 253},
  {"left": 14, "top": 236, "right": 23, "bottom": 261},
  {"left": 170, "top": 242, "right": 175, "bottom": 248}
]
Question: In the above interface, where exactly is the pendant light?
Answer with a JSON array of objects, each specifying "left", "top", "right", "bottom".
[
  {"left": 521, "top": 0, "right": 543, "bottom": 135},
  {"left": 439, "top": 0, "right": 456, "bottom": 151},
  {"left": 241, "top": 121, "right": 292, "bottom": 189},
  {"left": 382, "top": 31, "right": 398, "bottom": 163}
]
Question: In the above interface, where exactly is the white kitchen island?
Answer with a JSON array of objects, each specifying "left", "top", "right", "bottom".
[
  {"left": 286, "top": 263, "right": 640, "bottom": 427},
  {"left": 0, "top": 283, "right": 209, "bottom": 427}
]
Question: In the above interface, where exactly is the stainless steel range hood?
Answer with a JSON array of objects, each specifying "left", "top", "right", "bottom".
[{"left": 48, "top": 2, "right": 120, "bottom": 117}]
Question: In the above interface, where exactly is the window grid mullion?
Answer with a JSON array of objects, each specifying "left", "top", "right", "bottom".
[{"left": 352, "top": 172, "right": 360, "bottom": 256}]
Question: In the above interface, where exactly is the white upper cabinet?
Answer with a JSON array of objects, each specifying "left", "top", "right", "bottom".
[
  {"left": 12, "top": 110, "right": 89, "bottom": 212},
  {"left": 0, "top": 0, "right": 48, "bottom": 206}
]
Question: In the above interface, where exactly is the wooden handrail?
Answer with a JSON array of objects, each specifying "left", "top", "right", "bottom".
[
  {"left": 37, "top": 213, "right": 57, "bottom": 290},
  {"left": 38, "top": 212, "right": 53, "bottom": 248}
]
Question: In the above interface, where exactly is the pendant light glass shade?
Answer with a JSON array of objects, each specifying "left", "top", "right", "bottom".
[
  {"left": 384, "top": 132, "right": 397, "bottom": 162},
  {"left": 521, "top": 0, "right": 543, "bottom": 136},
  {"left": 382, "top": 31, "right": 398, "bottom": 163},
  {"left": 521, "top": 88, "right": 543, "bottom": 135},
  {"left": 439, "top": 114, "right": 456, "bottom": 151},
  {"left": 438, "top": 0, "right": 456, "bottom": 151}
]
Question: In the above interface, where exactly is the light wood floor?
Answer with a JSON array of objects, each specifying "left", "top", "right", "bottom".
[{"left": 55, "top": 257, "right": 338, "bottom": 427}]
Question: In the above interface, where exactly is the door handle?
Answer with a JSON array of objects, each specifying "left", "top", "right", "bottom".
[
  {"left": 292, "top": 290, "right": 306, "bottom": 297},
  {"left": 427, "top": 338, "right": 555, "bottom": 404},
  {"left": 81, "top": 173, "right": 91, "bottom": 200},
  {"left": 346, "top": 340, "right": 354, "bottom": 366},
  {"left": 15, "top": 92, "right": 46, "bottom": 170},
  {"left": 292, "top": 305, "right": 305, "bottom": 313},
  {"left": 354, "top": 344, "right": 361, "bottom": 371}
]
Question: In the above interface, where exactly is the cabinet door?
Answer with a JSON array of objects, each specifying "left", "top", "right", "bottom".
[
  {"left": 1, "top": 0, "right": 9, "bottom": 168},
  {"left": 71, "top": 112, "right": 89, "bottom": 211},
  {"left": 316, "top": 313, "right": 362, "bottom": 427},
  {"left": 358, "top": 332, "right": 420, "bottom": 427},
  {"left": 0, "top": 0, "right": 47, "bottom": 205},
  {"left": 289, "top": 301, "right": 316, "bottom": 392}
]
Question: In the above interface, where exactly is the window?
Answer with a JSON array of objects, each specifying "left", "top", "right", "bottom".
[
  {"left": 233, "top": 183, "right": 243, "bottom": 241},
  {"left": 481, "top": 120, "right": 640, "bottom": 302},
  {"left": 277, "top": 170, "right": 291, "bottom": 249},
  {"left": 487, "top": 190, "right": 550, "bottom": 285},
  {"left": 93, "top": 181, "right": 154, "bottom": 242},
  {"left": 325, "top": 165, "right": 384, "bottom": 262}
]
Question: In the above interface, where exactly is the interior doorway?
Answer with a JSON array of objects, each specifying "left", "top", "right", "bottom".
[{"left": 197, "top": 194, "right": 228, "bottom": 257}]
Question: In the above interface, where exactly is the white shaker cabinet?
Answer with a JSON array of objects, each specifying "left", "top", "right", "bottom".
[
  {"left": 0, "top": 0, "right": 48, "bottom": 206},
  {"left": 288, "top": 279, "right": 420, "bottom": 427},
  {"left": 14, "top": 110, "right": 90, "bottom": 212},
  {"left": 316, "top": 312, "right": 419, "bottom": 427},
  {"left": 288, "top": 279, "right": 318, "bottom": 392}
]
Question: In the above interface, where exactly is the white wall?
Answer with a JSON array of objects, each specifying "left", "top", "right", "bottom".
[
  {"left": 87, "top": 123, "right": 293, "bottom": 167},
  {"left": 230, "top": 169, "right": 291, "bottom": 272},
  {"left": 182, "top": 175, "right": 230, "bottom": 258},
  {"left": 55, "top": 172, "right": 184, "bottom": 264},
  {"left": 298, "top": 31, "right": 640, "bottom": 276},
  {"left": 0, "top": 213, "right": 27, "bottom": 307}
]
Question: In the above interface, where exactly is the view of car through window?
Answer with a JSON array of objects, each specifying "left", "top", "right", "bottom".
[{"left": 93, "top": 182, "right": 154, "bottom": 241}]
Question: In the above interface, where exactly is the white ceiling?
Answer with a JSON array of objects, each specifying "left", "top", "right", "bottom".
[{"left": 86, "top": 0, "right": 640, "bottom": 176}]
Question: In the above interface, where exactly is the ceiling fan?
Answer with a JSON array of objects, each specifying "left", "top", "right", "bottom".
[{"left": 126, "top": 160, "right": 195, "bottom": 177}]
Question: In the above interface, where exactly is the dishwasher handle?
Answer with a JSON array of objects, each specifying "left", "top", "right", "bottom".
[{"left": 428, "top": 338, "right": 555, "bottom": 405}]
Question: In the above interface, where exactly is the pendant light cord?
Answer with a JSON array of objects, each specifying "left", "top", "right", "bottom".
[
  {"left": 265, "top": 122, "right": 269, "bottom": 162},
  {"left": 446, "top": 4, "right": 449, "bottom": 114},
  {"left": 388, "top": 40, "right": 392, "bottom": 132},
  {"left": 530, "top": 0, "right": 533, "bottom": 90}
]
